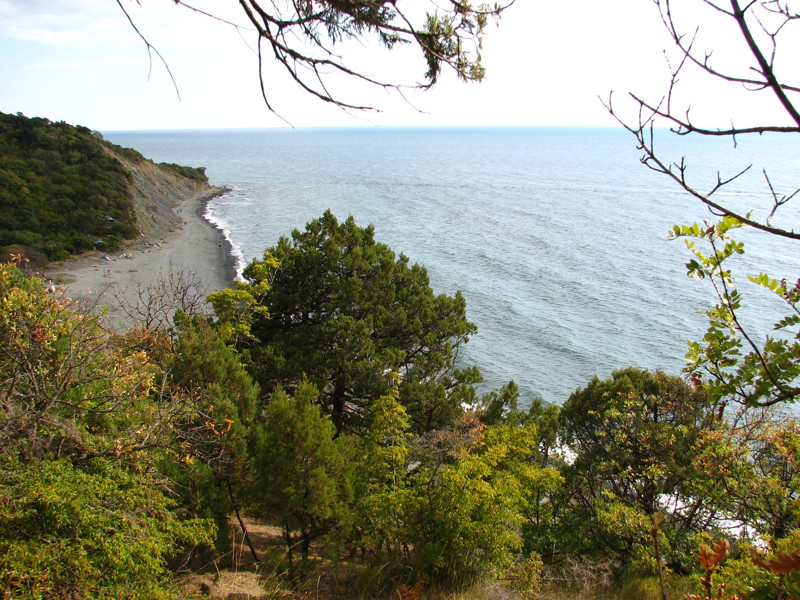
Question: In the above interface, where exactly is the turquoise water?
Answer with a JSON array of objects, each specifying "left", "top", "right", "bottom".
[{"left": 104, "top": 127, "right": 800, "bottom": 405}]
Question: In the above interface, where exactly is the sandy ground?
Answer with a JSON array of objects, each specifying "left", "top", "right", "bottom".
[{"left": 44, "top": 188, "right": 237, "bottom": 332}]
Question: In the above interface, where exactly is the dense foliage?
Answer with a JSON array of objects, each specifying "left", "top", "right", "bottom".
[
  {"left": 0, "top": 118, "right": 795, "bottom": 591},
  {"left": 5, "top": 1, "right": 800, "bottom": 596},
  {"left": 157, "top": 162, "right": 208, "bottom": 182},
  {"left": 0, "top": 260, "right": 214, "bottom": 599},
  {"left": 5, "top": 0, "right": 800, "bottom": 594},
  {"left": 547, "top": 370, "right": 725, "bottom": 571},
  {"left": 2, "top": 202, "right": 799, "bottom": 599},
  {"left": 0, "top": 112, "right": 140, "bottom": 260},
  {"left": 209, "top": 210, "right": 480, "bottom": 434},
  {"left": 0, "top": 112, "right": 211, "bottom": 263}
]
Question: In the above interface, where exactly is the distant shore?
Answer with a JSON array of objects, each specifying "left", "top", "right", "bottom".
[{"left": 45, "top": 187, "right": 237, "bottom": 332}]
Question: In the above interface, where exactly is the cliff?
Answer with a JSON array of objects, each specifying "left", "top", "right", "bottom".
[{"left": 107, "top": 146, "right": 224, "bottom": 250}]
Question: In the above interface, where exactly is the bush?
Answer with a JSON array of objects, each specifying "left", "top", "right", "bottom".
[
  {"left": 0, "top": 458, "right": 214, "bottom": 600},
  {"left": 158, "top": 162, "right": 208, "bottom": 182}
]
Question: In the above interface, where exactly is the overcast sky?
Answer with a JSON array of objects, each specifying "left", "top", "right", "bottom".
[{"left": 0, "top": 0, "right": 794, "bottom": 131}]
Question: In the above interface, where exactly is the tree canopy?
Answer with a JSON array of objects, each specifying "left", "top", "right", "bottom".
[
  {"left": 210, "top": 210, "right": 479, "bottom": 433},
  {"left": 0, "top": 112, "right": 136, "bottom": 260},
  {"left": 555, "top": 369, "right": 723, "bottom": 569}
]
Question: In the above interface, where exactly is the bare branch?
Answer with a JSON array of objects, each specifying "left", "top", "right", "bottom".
[
  {"left": 763, "top": 169, "right": 799, "bottom": 227},
  {"left": 116, "top": 0, "right": 508, "bottom": 115},
  {"left": 108, "top": 265, "right": 211, "bottom": 332},
  {"left": 603, "top": 93, "right": 800, "bottom": 240},
  {"left": 656, "top": 0, "right": 800, "bottom": 121},
  {"left": 114, "top": 0, "right": 182, "bottom": 100},
  {"left": 729, "top": 0, "right": 800, "bottom": 126}
]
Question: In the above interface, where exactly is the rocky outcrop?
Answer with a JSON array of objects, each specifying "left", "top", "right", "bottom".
[{"left": 107, "top": 148, "right": 225, "bottom": 246}]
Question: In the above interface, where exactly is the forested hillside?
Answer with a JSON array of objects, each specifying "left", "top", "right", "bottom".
[{"left": 0, "top": 112, "right": 208, "bottom": 263}]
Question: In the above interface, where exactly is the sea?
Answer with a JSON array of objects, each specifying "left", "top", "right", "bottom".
[{"left": 103, "top": 127, "right": 800, "bottom": 407}]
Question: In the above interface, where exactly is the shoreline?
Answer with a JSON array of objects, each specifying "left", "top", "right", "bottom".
[
  {"left": 200, "top": 187, "right": 239, "bottom": 286},
  {"left": 45, "top": 186, "right": 238, "bottom": 332}
]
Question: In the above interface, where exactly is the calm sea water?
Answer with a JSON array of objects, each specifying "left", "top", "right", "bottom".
[{"left": 104, "top": 127, "right": 800, "bottom": 406}]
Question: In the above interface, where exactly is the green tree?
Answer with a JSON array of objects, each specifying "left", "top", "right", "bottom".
[
  {"left": 476, "top": 379, "right": 524, "bottom": 426},
  {"left": 0, "top": 259, "right": 158, "bottom": 461},
  {"left": 0, "top": 458, "right": 213, "bottom": 600},
  {"left": 513, "top": 397, "right": 564, "bottom": 558},
  {"left": 602, "top": 2, "right": 800, "bottom": 585},
  {"left": 352, "top": 373, "right": 414, "bottom": 554},
  {"left": 694, "top": 413, "right": 800, "bottom": 546},
  {"left": 210, "top": 210, "right": 479, "bottom": 434},
  {"left": 407, "top": 413, "right": 560, "bottom": 583},
  {"left": 555, "top": 368, "right": 723, "bottom": 571},
  {"left": 670, "top": 217, "right": 800, "bottom": 409},
  {"left": 743, "top": 419, "right": 800, "bottom": 543},
  {"left": 163, "top": 314, "right": 261, "bottom": 560},
  {"left": 252, "top": 381, "right": 353, "bottom": 570}
]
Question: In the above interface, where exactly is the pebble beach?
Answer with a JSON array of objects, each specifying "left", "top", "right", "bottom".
[{"left": 44, "top": 187, "right": 237, "bottom": 332}]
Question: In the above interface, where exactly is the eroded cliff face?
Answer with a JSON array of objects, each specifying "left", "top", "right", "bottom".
[{"left": 108, "top": 149, "right": 220, "bottom": 244}]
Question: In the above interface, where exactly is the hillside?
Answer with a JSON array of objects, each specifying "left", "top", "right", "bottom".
[{"left": 0, "top": 111, "right": 216, "bottom": 265}]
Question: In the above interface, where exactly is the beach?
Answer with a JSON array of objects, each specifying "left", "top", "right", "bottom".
[{"left": 44, "top": 187, "right": 237, "bottom": 333}]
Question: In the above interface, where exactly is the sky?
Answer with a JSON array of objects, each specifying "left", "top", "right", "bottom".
[{"left": 0, "top": 0, "right": 796, "bottom": 131}]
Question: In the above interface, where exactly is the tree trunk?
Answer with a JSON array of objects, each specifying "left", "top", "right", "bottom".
[
  {"left": 227, "top": 482, "right": 260, "bottom": 565},
  {"left": 301, "top": 529, "right": 311, "bottom": 561},
  {"left": 284, "top": 524, "right": 294, "bottom": 577}
]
